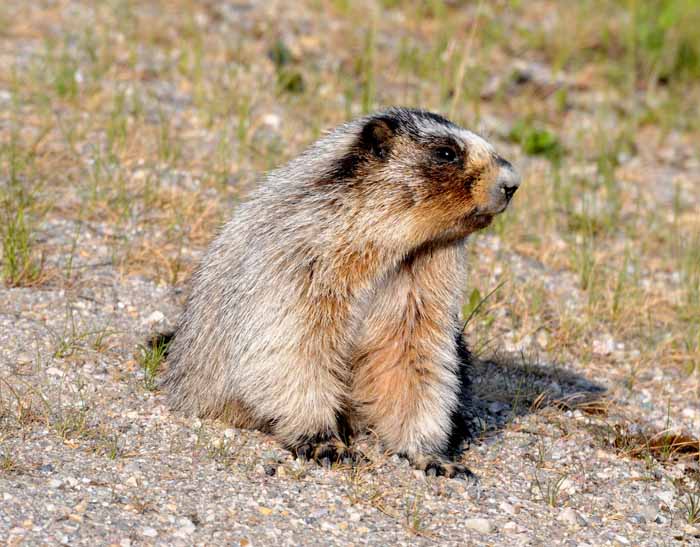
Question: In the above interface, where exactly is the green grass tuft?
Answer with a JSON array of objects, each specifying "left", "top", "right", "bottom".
[
  {"left": 139, "top": 338, "right": 170, "bottom": 391},
  {"left": 509, "top": 119, "right": 564, "bottom": 163}
]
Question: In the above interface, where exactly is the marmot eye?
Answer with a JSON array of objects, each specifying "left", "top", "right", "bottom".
[{"left": 434, "top": 146, "right": 458, "bottom": 163}]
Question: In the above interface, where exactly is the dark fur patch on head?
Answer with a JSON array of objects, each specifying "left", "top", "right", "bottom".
[
  {"left": 326, "top": 149, "right": 366, "bottom": 181},
  {"left": 407, "top": 109, "right": 458, "bottom": 129},
  {"left": 325, "top": 114, "right": 402, "bottom": 182},
  {"left": 384, "top": 107, "right": 460, "bottom": 139},
  {"left": 324, "top": 108, "right": 461, "bottom": 183}
]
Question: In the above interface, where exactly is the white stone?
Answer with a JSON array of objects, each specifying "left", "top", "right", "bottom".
[
  {"left": 412, "top": 470, "right": 426, "bottom": 480},
  {"left": 638, "top": 504, "right": 658, "bottom": 522},
  {"left": 503, "top": 521, "right": 526, "bottom": 534},
  {"left": 262, "top": 113, "right": 281, "bottom": 129},
  {"left": 560, "top": 478, "right": 576, "bottom": 495},
  {"left": 176, "top": 518, "right": 196, "bottom": 535},
  {"left": 684, "top": 524, "right": 700, "bottom": 536},
  {"left": 498, "top": 501, "right": 516, "bottom": 515},
  {"left": 142, "top": 527, "right": 158, "bottom": 537},
  {"left": 144, "top": 310, "right": 165, "bottom": 325},
  {"left": 657, "top": 491, "right": 675, "bottom": 507},
  {"left": 593, "top": 335, "right": 615, "bottom": 355},
  {"left": 557, "top": 507, "right": 585, "bottom": 527},
  {"left": 464, "top": 518, "right": 492, "bottom": 534}
]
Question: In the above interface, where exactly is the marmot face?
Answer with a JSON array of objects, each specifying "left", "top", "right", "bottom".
[{"left": 332, "top": 108, "right": 520, "bottom": 249}]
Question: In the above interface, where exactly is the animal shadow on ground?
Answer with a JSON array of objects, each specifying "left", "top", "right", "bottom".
[{"left": 460, "top": 350, "right": 607, "bottom": 445}]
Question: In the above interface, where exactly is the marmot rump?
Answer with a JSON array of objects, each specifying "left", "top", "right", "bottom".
[{"left": 162, "top": 107, "right": 520, "bottom": 477}]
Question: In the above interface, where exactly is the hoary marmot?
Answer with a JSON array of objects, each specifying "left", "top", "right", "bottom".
[{"left": 161, "top": 107, "right": 520, "bottom": 478}]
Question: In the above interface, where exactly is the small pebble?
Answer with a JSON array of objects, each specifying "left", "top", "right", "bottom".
[
  {"left": 488, "top": 401, "right": 509, "bottom": 413},
  {"left": 557, "top": 507, "right": 585, "bottom": 527},
  {"left": 144, "top": 310, "right": 165, "bottom": 325},
  {"left": 142, "top": 527, "right": 158, "bottom": 538},
  {"left": 503, "top": 521, "right": 526, "bottom": 534},
  {"left": 464, "top": 518, "right": 492, "bottom": 534},
  {"left": 499, "top": 501, "right": 516, "bottom": 515},
  {"left": 637, "top": 504, "right": 658, "bottom": 523},
  {"left": 176, "top": 518, "right": 196, "bottom": 535},
  {"left": 656, "top": 491, "right": 675, "bottom": 507},
  {"left": 684, "top": 524, "right": 700, "bottom": 536}
]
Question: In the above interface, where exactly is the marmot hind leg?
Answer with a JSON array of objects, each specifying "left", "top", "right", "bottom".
[
  {"left": 410, "top": 455, "right": 474, "bottom": 479},
  {"left": 215, "top": 399, "right": 272, "bottom": 431},
  {"left": 252, "top": 337, "right": 366, "bottom": 468},
  {"left": 285, "top": 415, "right": 367, "bottom": 468}
]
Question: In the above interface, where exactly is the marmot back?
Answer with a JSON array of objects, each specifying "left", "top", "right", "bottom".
[{"left": 163, "top": 107, "right": 520, "bottom": 477}]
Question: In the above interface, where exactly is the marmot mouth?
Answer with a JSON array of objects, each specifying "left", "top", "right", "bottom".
[
  {"left": 481, "top": 201, "right": 509, "bottom": 216},
  {"left": 467, "top": 213, "right": 495, "bottom": 230}
]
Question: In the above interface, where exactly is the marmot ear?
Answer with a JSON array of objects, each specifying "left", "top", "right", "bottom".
[{"left": 359, "top": 116, "right": 399, "bottom": 159}]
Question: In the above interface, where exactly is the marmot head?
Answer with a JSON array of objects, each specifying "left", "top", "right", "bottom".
[{"left": 326, "top": 107, "right": 520, "bottom": 249}]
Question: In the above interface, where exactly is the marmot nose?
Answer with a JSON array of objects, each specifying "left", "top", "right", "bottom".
[
  {"left": 501, "top": 184, "right": 518, "bottom": 201},
  {"left": 496, "top": 160, "right": 520, "bottom": 202}
]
